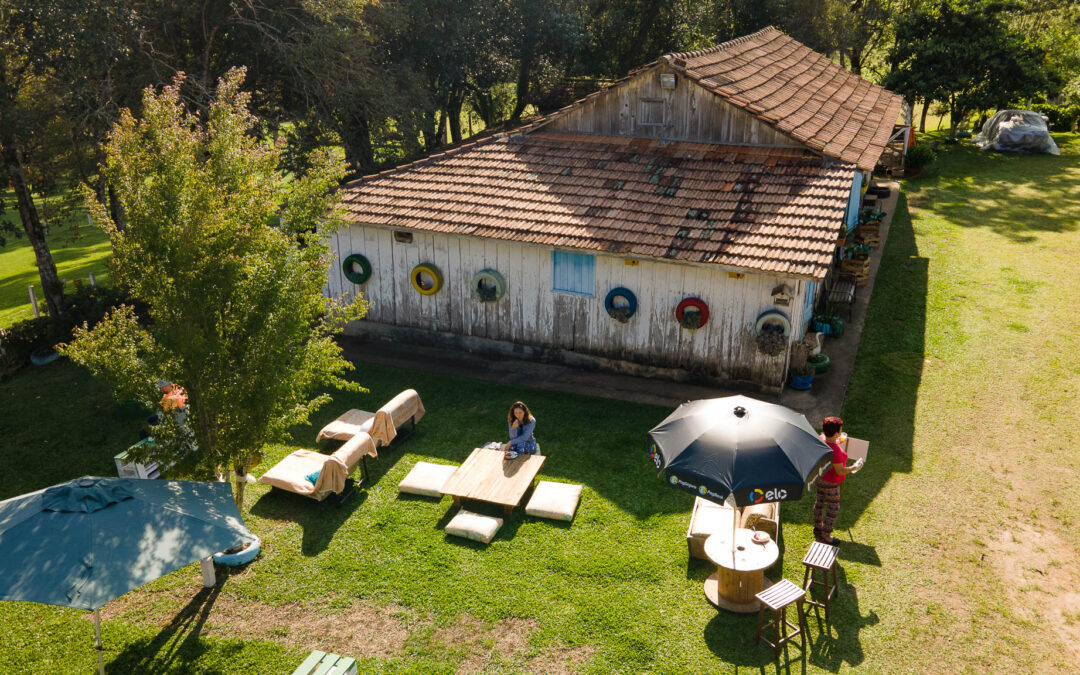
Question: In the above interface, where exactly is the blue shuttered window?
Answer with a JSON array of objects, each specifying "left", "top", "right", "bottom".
[
  {"left": 552, "top": 250, "right": 595, "bottom": 297},
  {"left": 843, "top": 171, "right": 864, "bottom": 233},
  {"left": 802, "top": 280, "right": 817, "bottom": 328}
]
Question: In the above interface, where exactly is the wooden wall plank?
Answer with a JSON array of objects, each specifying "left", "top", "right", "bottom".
[
  {"left": 332, "top": 226, "right": 795, "bottom": 388},
  {"left": 448, "top": 237, "right": 463, "bottom": 334},
  {"left": 545, "top": 66, "right": 803, "bottom": 148}
]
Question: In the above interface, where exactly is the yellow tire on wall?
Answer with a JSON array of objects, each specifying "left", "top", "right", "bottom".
[{"left": 410, "top": 262, "right": 444, "bottom": 295}]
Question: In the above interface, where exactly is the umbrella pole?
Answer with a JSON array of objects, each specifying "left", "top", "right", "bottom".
[
  {"left": 94, "top": 609, "right": 104, "bottom": 675},
  {"left": 732, "top": 505, "right": 738, "bottom": 558}
]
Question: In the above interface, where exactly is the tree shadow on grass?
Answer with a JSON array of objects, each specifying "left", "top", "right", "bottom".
[
  {"left": 248, "top": 484, "right": 369, "bottom": 557},
  {"left": 902, "top": 136, "right": 1080, "bottom": 244},
  {"left": 784, "top": 192, "right": 926, "bottom": 536},
  {"left": 106, "top": 572, "right": 234, "bottom": 674}
]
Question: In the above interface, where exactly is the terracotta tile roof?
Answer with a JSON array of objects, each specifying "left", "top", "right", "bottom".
[
  {"left": 339, "top": 132, "right": 854, "bottom": 280},
  {"left": 663, "top": 27, "right": 905, "bottom": 171}
]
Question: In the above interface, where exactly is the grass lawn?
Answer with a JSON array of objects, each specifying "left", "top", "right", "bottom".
[
  {"left": 2, "top": 134, "right": 1079, "bottom": 673},
  {"left": 0, "top": 194, "right": 111, "bottom": 329}
]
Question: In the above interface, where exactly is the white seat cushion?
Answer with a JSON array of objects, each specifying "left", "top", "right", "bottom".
[
  {"left": 689, "top": 499, "right": 736, "bottom": 538},
  {"left": 397, "top": 461, "right": 458, "bottom": 498},
  {"left": 525, "top": 481, "right": 583, "bottom": 522},
  {"left": 445, "top": 510, "right": 503, "bottom": 544}
]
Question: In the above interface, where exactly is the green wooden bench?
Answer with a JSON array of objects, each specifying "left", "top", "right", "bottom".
[{"left": 292, "top": 650, "right": 357, "bottom": 675}]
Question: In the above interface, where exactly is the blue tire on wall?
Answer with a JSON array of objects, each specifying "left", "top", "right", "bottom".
[
  {"left": 213, "top": 534, "right": 261, "bottom": 566},
  {"left": 604, "top": 287, "right": 638, "bottom": 322}
]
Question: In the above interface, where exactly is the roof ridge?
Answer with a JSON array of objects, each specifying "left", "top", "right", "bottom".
[
  {"left": 664, "top": 26, "right": 781, "bottom": 63},
  {"left": 341, "top": 133, "right": 510, "bottom": 189}
]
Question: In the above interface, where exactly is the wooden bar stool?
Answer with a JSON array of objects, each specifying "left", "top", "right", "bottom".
[
  {"left": 802, "top": 541, "right": 840, "bottom": 619},
  {"left": 754, "top": 579, "right": 808, "bottom": 657}
]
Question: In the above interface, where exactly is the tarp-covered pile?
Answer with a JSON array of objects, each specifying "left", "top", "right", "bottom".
[{"left": 974, "top": 110, "right": 1060, "bottom": 155}]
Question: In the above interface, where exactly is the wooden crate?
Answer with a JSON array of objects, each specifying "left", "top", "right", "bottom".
[
  {"left": 115, "top": 438, "right": 161, "bottom": 479},
  {"left": 840, "top": 258, "right": 871, "bottom": 286}
]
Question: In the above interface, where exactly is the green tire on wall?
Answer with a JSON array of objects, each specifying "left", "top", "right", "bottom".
[
  {"left": 471, "top": 268, "right": 506, "bottom": 302},
  {"left": 342, "top": 254, "right": 372, "bottom": 285},
  {"left": 411, "top": 262, "right": 444, "bottom": 295}
]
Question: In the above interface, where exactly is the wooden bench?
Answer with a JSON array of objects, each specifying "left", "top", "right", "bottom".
[{"left": 292, "top": 650, "right": 357, "bottom": 675}]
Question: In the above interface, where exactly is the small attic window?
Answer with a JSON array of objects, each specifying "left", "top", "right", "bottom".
[
  {"left": 393, "top": 231, "right": 413, "bottom": 244},
  {"left": 639, "top": 99, "right": 664, "bottom": 127}
]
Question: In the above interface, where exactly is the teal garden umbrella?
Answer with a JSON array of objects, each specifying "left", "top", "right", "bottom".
[{"left": 0, "top": 476, "right": 255, "bottom": 674}]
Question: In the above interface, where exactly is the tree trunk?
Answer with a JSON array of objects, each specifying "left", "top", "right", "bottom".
[
  {"left": 233, "top": 464, "right": 246, "bottom": 511},
  {"left": 1, "top": 135, "right": 64, "bottom": 328},
  {"left": 511, "top": 46, "right": 535, "bottom": 121},
  {"left": 848, "top": 45, "right": 863, "bottom": 77},
  {"left": 948, "top": 95, "right": 958, "bottom": 140},
  {"left": 341, "top": 115, "right": 375, "bottom": 173},
  {"left": 473, "top": 91, "right": 497, "bottom": 128},
  {"left": 919, "top": 100, "right": 929, "bottom": 133},
  {"left": 420, "top": 109, "right": 440, "bottom": 152},
  {"left": 618, "top": 0, "right": 664, "bottom": 75},
  {"left": 446, "top": 91, "right": 464, "bottom": 144},
  {"left": 108, "top": 185, "right": 126, "bottom": 233}
]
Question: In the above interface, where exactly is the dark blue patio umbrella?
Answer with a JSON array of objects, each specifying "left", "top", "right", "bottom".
[
  {"left": 649, "top": 395, "right": 832, "bottom": 507},
  {"left": 0, "top": 476, "right": 255, "bottom": 674}
]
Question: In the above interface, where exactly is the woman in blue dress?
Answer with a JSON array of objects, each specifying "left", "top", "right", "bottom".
[{"left": 502, "top": 401, "right": 538, "bottom": 458}]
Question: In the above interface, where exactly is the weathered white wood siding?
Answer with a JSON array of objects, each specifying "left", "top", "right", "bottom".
[
  {"left": 328, "top": 226, "right": 802, "bottom": 386},
  {"left": 544, "top": 65, "right": 803, "bottom": 148}
]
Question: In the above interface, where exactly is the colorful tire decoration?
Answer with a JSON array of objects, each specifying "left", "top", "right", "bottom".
[
  {"left": 604, "top": 287, "right": 638, "bottom": 323},
  {"left": 342, "top": 253, "right": 372, "bottom": 285},
  {"left": 755, "top": 310, "right": 791, "bottom": 337},
  {"left": 410, "top": 262, "right": 443, "bottom": 295},
  {"left": 471, "top": 269, "right": 506, "bottom": 302},
  {"left": 675, "top": 297, "right": 709, "bottom": 329}
]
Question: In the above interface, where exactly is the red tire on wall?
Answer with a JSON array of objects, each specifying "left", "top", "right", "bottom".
[{"left": 675, "top": 297, "right": 710, "bottom": 328}]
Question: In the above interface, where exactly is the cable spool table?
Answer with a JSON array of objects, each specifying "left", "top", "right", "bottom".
[{"left": 703, "top": 528, "right": 780, "bottom": 613}]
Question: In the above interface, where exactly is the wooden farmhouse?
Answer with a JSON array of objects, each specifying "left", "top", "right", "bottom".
[{"left": 329, "top": 27, "right": 908, "bottom": 392}]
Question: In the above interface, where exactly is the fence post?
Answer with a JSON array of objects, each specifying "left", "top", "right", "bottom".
[
  {"left": 28, "top": 285, "right": 40, "bottom": 318},
  {"left": 89, "top": 272, "right": 97, "bottom": 286}
]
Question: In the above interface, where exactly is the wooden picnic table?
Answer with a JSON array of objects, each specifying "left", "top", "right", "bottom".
[{"left": 441, "top": 447, "right": 546, "bottom": 516}]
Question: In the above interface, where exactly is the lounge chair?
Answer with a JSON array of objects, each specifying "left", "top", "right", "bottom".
[
  {"left": 687, "top": 497, "right": 736, "bottom": 559},
  {"left": 316, "top": 389, "right": 426, "bottom": 447},
  {"left": 686, "top": 497, "right": 781, "bottom": 559},
  {"left": 258, "top": 432, "right": 376, "bottom": 502}
]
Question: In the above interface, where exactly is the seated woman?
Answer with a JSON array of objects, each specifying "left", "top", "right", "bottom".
[{"left": 502, "top": 401, "right": 538, "bottom": 458}]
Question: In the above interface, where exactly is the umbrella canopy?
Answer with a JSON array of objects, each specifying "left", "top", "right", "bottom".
[
  {"left": 649, "top": 395, "right": 832, "bottom": 507},
  {"left": 0, "top": 476, "right": 254, "bottom": 610}
]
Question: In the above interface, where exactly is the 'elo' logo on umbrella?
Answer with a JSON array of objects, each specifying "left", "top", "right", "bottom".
[{"left": 751, "top": 488, "right": 766, "bottom": 503}]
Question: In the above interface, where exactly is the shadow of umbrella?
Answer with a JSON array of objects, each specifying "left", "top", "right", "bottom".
[{"left": 0, "top": 477, "right": 254, "bottom": 674}]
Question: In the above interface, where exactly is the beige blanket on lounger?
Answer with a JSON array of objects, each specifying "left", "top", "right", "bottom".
[
  {"left": 315, "top": 389, "right": 427, "bottom": 447},
  {"left": 259, "top": 432, "right": 377, "bottom": 501}
]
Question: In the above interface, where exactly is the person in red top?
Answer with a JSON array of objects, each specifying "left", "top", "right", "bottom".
[{"left": 814, "top": 416, "right": 863, "bottom": 545}]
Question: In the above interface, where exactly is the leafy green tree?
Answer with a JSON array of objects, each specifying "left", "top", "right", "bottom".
[
  {"left": 885, "top": 0, "right": 1061, "bottom": 137},
  {"left": 61, "top": 69, "right": 368, "bottom": 509}
]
